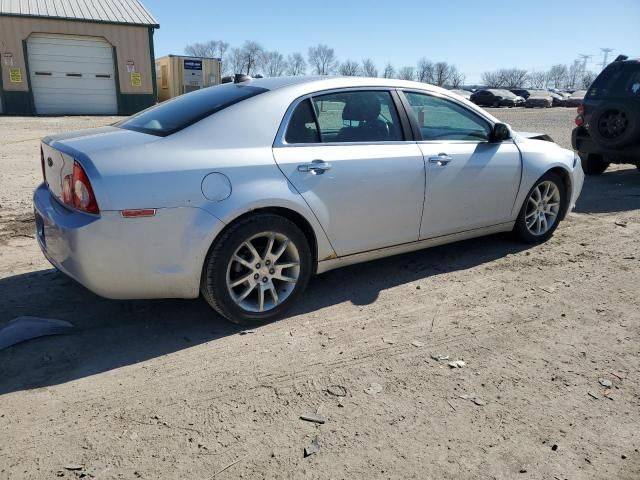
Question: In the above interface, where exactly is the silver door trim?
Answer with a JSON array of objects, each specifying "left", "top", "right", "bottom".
[{"left": 316, "top": 221, "right": 515, "bottom": 274}]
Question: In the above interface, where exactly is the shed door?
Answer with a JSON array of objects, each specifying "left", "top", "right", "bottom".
[{"left": 27, "top": 34, "right": 117, "bottom": 114}]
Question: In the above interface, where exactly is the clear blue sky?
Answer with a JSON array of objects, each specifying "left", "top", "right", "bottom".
[{"left": 146, "top": 0, "right": 640, "bottom": 83}]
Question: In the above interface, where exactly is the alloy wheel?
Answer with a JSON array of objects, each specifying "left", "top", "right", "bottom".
[
  {"left": 524, "top": 181, "right": 561, "bottom": 236},
  {"left": 226, "top": 232, "right": 300, "bottom": 313}
]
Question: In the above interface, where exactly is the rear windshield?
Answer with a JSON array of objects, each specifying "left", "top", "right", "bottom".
[
  {"left": 587, "top": 62, "right": 640, "bottom": 99},
  {"left": 117, "top": 84, "right": 268, "bottom": 136}
]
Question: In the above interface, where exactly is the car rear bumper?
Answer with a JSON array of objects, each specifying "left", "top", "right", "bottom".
[
  {"left": 572, "top": 127, "right": 640, "bottom": 162},
  {"left": 33, "top": 183, "right": 225, "bottom": 300}
]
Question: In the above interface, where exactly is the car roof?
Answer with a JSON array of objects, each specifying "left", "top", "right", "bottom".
[{"left": 233, "top": 75, "right": 453, "bottom": 96}]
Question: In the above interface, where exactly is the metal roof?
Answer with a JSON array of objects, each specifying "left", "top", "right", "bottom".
[{"left": 0, "top": 0, "right": 159, "bottom": 28}]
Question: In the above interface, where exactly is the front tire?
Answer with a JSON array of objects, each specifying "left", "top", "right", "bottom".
[
  {"left": 580, "top": 153, "right": 609, "bottom": 175},
  {"left": 514, "top": 172, "right": 566, "bottom": 244},
  {"left": 200, "top": 214, "right": 312, "bottom": 325}
]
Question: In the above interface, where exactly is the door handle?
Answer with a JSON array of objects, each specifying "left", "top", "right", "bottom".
[
  {"left": 297, "top": 159, "right": 332, "bottom": 175},
  {"left": 428, "top": 154, "right": 452, "bottom": 166}
]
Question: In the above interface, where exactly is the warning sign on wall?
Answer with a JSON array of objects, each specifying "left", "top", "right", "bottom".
[
  {"left": 130, "top": 72, "right": 142, "bottom": 87},
  {"left": 3, "top": 52, "right": 13, "bottom": 66},
  {"left": 9, "top": 67, "right": 22, "bottom": 83},
  {"left": 126, "top": 60, "right": 135, "bottom": 73}
]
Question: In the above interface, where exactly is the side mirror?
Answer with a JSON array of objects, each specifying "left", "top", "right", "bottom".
[{"left": 491, "top": 123, "right": 511, "bottom": 142}]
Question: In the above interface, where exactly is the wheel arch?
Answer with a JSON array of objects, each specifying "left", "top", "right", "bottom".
[
  {"left": 546, "top": 166, "right": 573, "bottom": 219},
  {"left": 203, "top": 206, "right": 321, "bottom": 277}
]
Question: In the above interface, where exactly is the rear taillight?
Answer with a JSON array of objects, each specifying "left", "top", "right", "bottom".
[
  {"left": 576, "top": 104, "right": 584, "bottom": 115},
  {"left": 60, "top": 161, "right": 99, "bottom": 214},
  {"left": 575, "top": 115, "right": 584, "bottom": 127}
]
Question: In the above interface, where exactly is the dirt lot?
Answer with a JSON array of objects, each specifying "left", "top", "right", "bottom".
[{"left": 0, "top": 110, "right": 638, "bottom": 480}]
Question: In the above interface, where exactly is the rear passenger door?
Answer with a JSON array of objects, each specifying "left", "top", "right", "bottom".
[{"left": 273, "top": 89, "right": 426, "bottom": 257}]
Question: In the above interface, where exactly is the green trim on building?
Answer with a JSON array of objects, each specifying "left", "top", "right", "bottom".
[
  {"left": 1, "top": 91, "right": 32, "bottom": 115},
  {"left": 119, "top": 94, "right": 154, "bottom": 115},
  {"left": 112, "top": 46, "right": 154, "bottom": 116},
  {"left": 149, "top": 27, "right": 157, "bottom": 103}
]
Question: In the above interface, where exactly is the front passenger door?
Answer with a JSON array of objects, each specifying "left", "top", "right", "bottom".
[{"left": 401, "top": 91, "right": 522, "bottom": 239}]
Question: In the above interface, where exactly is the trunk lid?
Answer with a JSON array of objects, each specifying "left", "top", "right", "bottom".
[{"left": 42, "top": 126, "right": 161, "bottom": 209}]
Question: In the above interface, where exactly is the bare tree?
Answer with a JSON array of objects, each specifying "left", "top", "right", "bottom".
[
  {"left": 238, "top": 40, "right": 264, "bottom": 75},
  {"left": 361, "top": 58, "right": 378, "bottom": 77},
  {"left": 228, "top": 48, "right": 246, "bottom": 75},
  {"left": 184, "top": 40, "right": 229, "bottom": 59},
  {"left": 499, "top": 68, "right": 528, "bottom": 88},
  {"left": 547, "top": 64, "right": 568, "bottom": 89},
  {"left": 382, "top": 63, "right": 395, "bottom": 79},
  {"left": 581, "top": 70, "right": 598, "bottom": 89},
  {"left": 449, "top": 66, "right": 465, "bottom": 88},
  {"left": 308, "top": 44, "right": 338, "bottom": 75},
  {"left": 434, "top": 62, "right": 452, "bottom": 86},
  {"left": 398, "top": 66, "right": 415, "bottom": 81},
  {"left": 527, "top": 70, "right": 548, "bottom": 89},
  {"left": 286, "top": 53, "right": 306, "bottom": 76},
  {"left": 481, "top": 71, "right": 503, "bottom": 87},
  {"left": 565, "top": 61, "right": 581, "bottom": 89},
  {"left": 339, "top": 60, "right": 361, "bottom": 76},
  {"left": 262, "top": 51, "right": 286, "bottom": 77},
  {"left": 416, "top": 58, "right": 434, "bottom": 83}
]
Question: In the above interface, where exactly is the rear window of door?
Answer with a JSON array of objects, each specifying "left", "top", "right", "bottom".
[
  {"left": 284, "top": 90, "right": 403, "bottom": 144},
  {"left": 403, "top": 91, "right": 491, "bottom": 141}
]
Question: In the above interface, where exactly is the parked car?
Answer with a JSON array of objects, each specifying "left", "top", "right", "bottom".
[
  {"left": 572, "top": 55, "right": 640, "bottom": 174},
  {"left": 510, "top": 88, "right": 531, "bottom": 99},
  {"left": 525, "top": 90, "right": 553, "bottom": 108},
  {"left": 34, "top": 76, "right": 584, "bottom": 324},
  {"left": 471, "top": 89, "right": 525, "bottom": 107},
  {"left": 449, "top": 89, "right": 472, "bottom": 100},
  {"left": 563, "top": 90, "right": 586, "bottom": 107},
  {"left": 549, "top": 91, "right": 568, "bottom": 107}
]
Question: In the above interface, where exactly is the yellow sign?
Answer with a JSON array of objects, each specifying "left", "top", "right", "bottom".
[
  {"left": 130, "top": 72, "right": 142, "bottom": 87},
  {"left": 9, "top": 67, "right": 22, "bottom": 83}
]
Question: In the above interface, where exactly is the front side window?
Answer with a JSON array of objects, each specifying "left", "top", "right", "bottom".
[
  {"left": 403, "top": 91, "right": 491, "bottom": 141},
  {"left": 311, "top": 91, "right": 403, "bottom": 143},
  {"left": 118, "top": 83, "right": 268, "bottom": 136}
]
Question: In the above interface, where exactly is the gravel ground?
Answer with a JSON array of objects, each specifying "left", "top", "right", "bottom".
[
  {"left": 486, "top": 107, "right": 576, "bottom": 149},
  {"left": 0, "top": 110, "right": 638, "bottom": 480}
]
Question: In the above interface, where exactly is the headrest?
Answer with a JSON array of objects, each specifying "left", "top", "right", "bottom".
[{"left": 342, "top": 96, "right": 381, "bottom": 122}]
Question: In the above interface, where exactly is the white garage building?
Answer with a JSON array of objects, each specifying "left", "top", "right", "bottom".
[{"left": 0, "top": 0, "right": 159, "bottom": 116}]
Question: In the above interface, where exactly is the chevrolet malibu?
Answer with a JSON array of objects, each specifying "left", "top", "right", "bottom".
[{"left": 34, "top": 76, "right": 584, "bottom": 324}]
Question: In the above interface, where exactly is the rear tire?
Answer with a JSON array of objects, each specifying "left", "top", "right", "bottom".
[
  {"left": 514, "top": 172, "right": 566, "bottom": 244},
  {"left": 580, "top": 153, "right": 610, "bottom": 175},
  {"left": 200, "top": 214, "right": 312, "bottom": 325}
]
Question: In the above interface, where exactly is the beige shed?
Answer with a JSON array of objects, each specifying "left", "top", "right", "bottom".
[
  {"left": 0, "top": 0, "right": 159, "bottom": 115},
  {"left": 155, "top": 55, "right": 222, "bottom": 102}
]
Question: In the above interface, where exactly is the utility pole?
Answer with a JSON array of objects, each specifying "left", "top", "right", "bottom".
[
  {"left": 578, "top": 54, "right": 592, "bottom": 74},
  {"left": 600, "top": 48, "right": 613, "bottom": 70}
]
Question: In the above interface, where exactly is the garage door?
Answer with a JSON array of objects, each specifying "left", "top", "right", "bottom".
[{"left": 27, "top": 34, "right": 117, "bottom": 115}]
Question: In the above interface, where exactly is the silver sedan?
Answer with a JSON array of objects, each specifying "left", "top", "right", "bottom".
[{"left": 34, "top": 76, "right": 584, "bottom": 324}]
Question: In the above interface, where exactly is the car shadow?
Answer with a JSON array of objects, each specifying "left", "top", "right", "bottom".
[
  {"left": 575, "top": 165, "right": 640, "bottom": 214},
  {"left": 0, "top": 233, "right": 530, "bottom": 396}
]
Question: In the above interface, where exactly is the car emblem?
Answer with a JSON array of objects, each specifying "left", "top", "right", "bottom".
[{"left": 47, "top": 157, "right": 53, "bottom": 167}]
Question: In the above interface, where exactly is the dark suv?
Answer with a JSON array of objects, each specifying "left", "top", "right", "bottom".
[{"left": 572, "top": 55, "right": 640, "bottom": 175}]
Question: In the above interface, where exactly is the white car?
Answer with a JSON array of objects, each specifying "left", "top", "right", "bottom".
[{"left": 34, "top": 76, "right": 584, "bottom": 324}]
